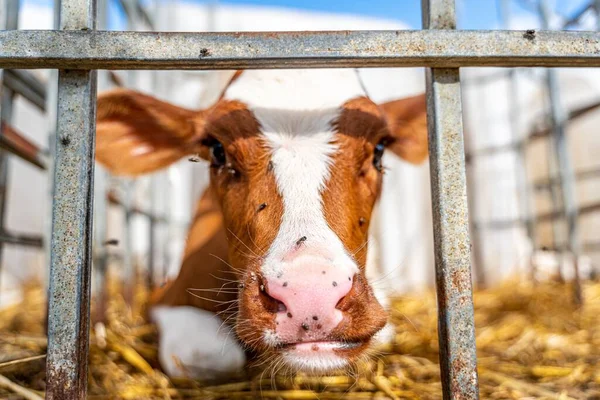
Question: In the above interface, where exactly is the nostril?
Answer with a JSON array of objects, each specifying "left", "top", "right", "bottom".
[
  {"left": 335, "top": 294, "right": 349, "bottom": 311},
  {"left": 335, "top": 276, "right": 355, "bottom": 311},
  {"left": 277, "top": 302, "right": 287, "bottom": 312},
  {"left": 259, "top": 285, "right": 287, "bottom": 314}
]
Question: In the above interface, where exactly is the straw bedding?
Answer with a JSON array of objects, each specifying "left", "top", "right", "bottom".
[{"left": 1, "top": 279, "right": 599, "bottom": 399}]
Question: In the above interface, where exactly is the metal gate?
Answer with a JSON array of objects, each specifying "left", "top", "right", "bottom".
[{"left": 2, "top": 0, "right": 600, "bottom": 398}]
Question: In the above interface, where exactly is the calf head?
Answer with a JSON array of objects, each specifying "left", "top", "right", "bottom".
[{"left": 96, "top": 69, "right": 428, "bottom": 373}]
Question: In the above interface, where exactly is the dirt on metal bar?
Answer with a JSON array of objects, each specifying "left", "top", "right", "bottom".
[{"left": 0, "top": 277, "right": 599, "bottom": 399}]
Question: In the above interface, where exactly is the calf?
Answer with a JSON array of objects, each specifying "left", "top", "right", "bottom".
[{"left": 95, "top": 69, "right": 428, "bottom": 380}]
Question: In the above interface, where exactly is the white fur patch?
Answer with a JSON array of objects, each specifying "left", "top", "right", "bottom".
[
  {"left": 150, "top": 306, "right": 245, "bottom": 380},
  {"left": 263, "top": 329, "right": 281, "bottom": 347},
  {"left": 282, "top": 352, "right": 348, "bottom": 373},
  {"left": 224, "top": 69, "right": 366, "bottom": 279}
]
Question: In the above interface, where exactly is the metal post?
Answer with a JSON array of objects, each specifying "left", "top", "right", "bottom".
[
  {"left": 500, "top": 0, "right": 538, "bottom": 281},
  {"left": 539, "top": 0, "right": 582, "bottom": 304},
  {"left": 422, "top": 0, "right": 479, "bottom": 398},
  {"left": 45, "top": 0, "right": 97, "bottom": 398},
  {"left": 92, "top": 0, "right": 109, "bottom": 323},
  {"left": 0, "top": 0, "right": 19, "bottom": 302},
  {"left": 123, "top": 180, "right": 135, "bottom": 305},
  {"left": 93, "top": 166, "right": 108, "bottom": 322},
  {"left": 148, "top": 177, "right": 157, "bottom": 289}
]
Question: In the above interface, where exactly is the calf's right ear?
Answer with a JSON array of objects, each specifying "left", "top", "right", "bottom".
[{"left": 95, "top": 89, "right": 207, "bottom": 176}]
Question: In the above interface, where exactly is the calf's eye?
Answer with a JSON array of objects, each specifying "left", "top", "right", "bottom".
[
  {"left": 210, "top": 141, "right": 226, "bottom": 167},
  {"left": 373, "top": 141, "right": 385, "bottom": 172}
]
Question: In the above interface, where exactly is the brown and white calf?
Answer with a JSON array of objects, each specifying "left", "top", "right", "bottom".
[{"left": 95, "top": 69, "right": 428, "bottom": 379}]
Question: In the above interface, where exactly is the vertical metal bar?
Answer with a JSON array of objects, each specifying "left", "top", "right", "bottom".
[
  {"left": 93, "top": 167, "right": 108, "bottom": 322},
  {"left": 422, "top": 1, "right": 479, "bottom": 398},
  {"left": 45, "top": 0, "right": 97, "bottom": 397},
  {"left": 500, "top": 0, "right": 537, "bottom": 281},
  {"left": 0, "top": 0, "right": 19, "bottom": 302},
  {"left": 539, "top": 0, "right": 582, "bottom": 304},
  {"left": 92, "top": 0, "right": 109, "bottom": 323},
  {"left": 595, "top": 0, "right": 600, "bottom": 31},
  {"left": 466, "top": 165, "right": 485, "bottom": 287},
  {"left": 148, "top": 177, "right": 157, "bottom": 289},
  {"left": 123, "top": 180, "right": 135, "bottom": 305}
]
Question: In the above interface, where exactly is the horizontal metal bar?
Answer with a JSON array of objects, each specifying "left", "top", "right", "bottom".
[
  {"left": 3, "top": 70, "right": 47, "bottom": 111},
  {"left": 533, "top": 166, "right": 600, "bottom": 190},
  {"left": 0, "top": 230, "right": 43, "bottom": 247},
  {"left": 2, "top": 30, "right": 600, "bottom": 70},
  {"left": 466, "top": 97, "right": 600, "bottom": 162},
  {"left": 107, "top": 190, "right": 166, "bottom": 222},
  {"left": 542, "top": 242, "right": 600, "bottom": 252},
  {"left": 0, "top": 122, "right": 49, "bottom": 169},
  {"left": 474, "top": 201, "right": 600, "bottom": 230}
]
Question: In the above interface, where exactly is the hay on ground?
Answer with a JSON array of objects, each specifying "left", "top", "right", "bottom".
[{"left": 1, "top": 279, "right": 599, "bottom": 399}]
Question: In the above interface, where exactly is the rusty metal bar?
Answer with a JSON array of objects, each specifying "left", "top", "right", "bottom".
[
  {"left": 540, "top": 0, "right": 582, "bottom": 303},
  {"left": 2, "top": 30, "right": 600, "bottom": 70},
  {"left": 0, "top": 122, "right": 49, "bottom": 170},
  {"left": 45, "top": 0, "right": 97, "bottom": 397},
  {"left": 422, "top": 0, "right": 479, "bottom": 399}
]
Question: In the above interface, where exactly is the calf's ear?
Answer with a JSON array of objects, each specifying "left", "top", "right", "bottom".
[
  {"left": 95, "top": 89, "right": 207, "bottom": 176},
  {"left": 379, "top": 94, "right": 428, "bottom": 165}
]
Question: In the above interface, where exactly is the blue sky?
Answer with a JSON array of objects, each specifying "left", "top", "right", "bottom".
[
  {"left": 213, "top": 0, "right": 591, "bottom": 29},
  {"left": 23, "top": 0, "right": 593, "bottom": 30}
]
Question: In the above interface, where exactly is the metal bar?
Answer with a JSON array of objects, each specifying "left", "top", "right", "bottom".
[
  {"left": 500, "top": 0, "right": 537, "bottom": 281},
  {"left": 45, "top": 0, "right": 97, "bottom": 397},
  {"left": 475, "top": 200, "right": 600, "bottom": 230},
  {"left": 122, "top": 180, "right": 135, "bottom": 305},
  {"left": 118, "top": 0, "right": 155, "bottom": 30},
  {"left": 562, "top": 1, "right": 594, "bottom": 29},
  {"left": 93, "top": 166, "right": 108, "bottom": 323},
  {"left": 540, "top": 0, "right": 582, "bottom": 303},
  {"left": 596, "top": 0, "right": 600, "bottom": 31},
  {"left": 422, "top": 1, "right": 479, "bottom": 399},
  {"left": 148, "top": 177, "right": 157, "bottom": 289},
  {"left": 0, "top": 122, "right": 49, "bottom": 170},
  {"left": 0, "top": 231, "right": 44, "bottom": 247},
  {"left": 0, "top": 88, "right": 12, "bottom": 303},
  {"left": 106, "top": 190, "right": 165, "bottom": 221},
  {"left": 0, "top": 0, "right": 18, "bottom": 303},
  {"left": 3, "top": 70, "right": 47, "bottom": 111},
  {"left": 3, "top": 30, "right": 600, "bottom": 69},
  {"left": 92, "top": 0, "right": 109, "bottom": 324},
  {"left": 543, "top": 242, "right": 600, "bottom": 253},
  {"left": 533, "top": 166, "right": 600, "bottom": 191},
  {"left": 465, "top": 97, "right": 600, "bottom": 162}
]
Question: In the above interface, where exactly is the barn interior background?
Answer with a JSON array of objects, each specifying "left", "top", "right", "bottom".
[{"left": 0, "top": 0, "right": 599, "bottom": 398}]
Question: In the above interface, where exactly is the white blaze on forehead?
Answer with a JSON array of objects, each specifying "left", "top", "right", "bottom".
[{"left": 224, "top": 70, "right": 366, "bottom": 278}]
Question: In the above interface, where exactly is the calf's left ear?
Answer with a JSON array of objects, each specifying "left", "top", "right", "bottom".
[{"left": 379, "top": 94, "right": 428, "bottom": 165}]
